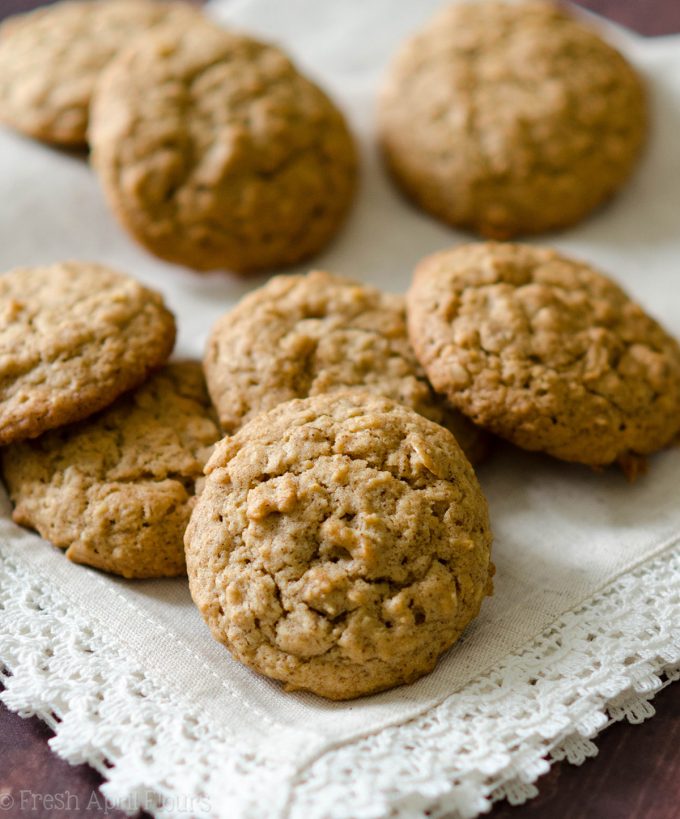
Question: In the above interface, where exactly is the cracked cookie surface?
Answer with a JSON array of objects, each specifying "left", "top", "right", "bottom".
[
  {"left": 204, "top": 270, "right": 487, "bottom": 463},
  {"left": 185, "top": 391, "right": 493, "bottom": 700},
  {"left": 378, "top": 0, "right": 647, "bottom": 238},
  {"left": 0, "top": 261, "right": 176, "bottom": 445},
  {"left": 89, "top": 20, "right": 357, "bottom": 272},
  {"left": 3, "top": 363, "right": 220, "bottom": 578},
  {"left": 407, "top": 242, "right": 680, "bottom": 467},
  {"left": 0, "top": 0, "right": 198, "bottom": 146}
]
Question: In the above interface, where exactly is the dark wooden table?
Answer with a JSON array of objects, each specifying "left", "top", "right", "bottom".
[{"left": 1, "top": 1, "right": 679, "bottom": 817}]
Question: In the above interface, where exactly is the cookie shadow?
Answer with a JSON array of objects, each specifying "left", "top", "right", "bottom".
[{"left": 0, "top": 125, "right": 90, "bottom": 164}]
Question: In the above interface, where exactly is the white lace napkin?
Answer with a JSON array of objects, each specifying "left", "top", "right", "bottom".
[{"left": 1, "top": 2, "right": 679, "bottom": 817}]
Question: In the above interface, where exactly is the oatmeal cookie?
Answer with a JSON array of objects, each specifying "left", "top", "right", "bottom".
[
  {"left": 407, "top": 242, "right": 680, "bottom": 467},
  {"left": 378, "top": 0, "right": 647, "bottom": 238},
  {"left": 2, "top": 362, "right": 220, "bottom": 578},
  {"left": 185, "top": 391, "right": 493, "bottom": 700},
  {"left": 0, "top": 261, "right": 175, "bottom": 445},
  {"left": 89, "top": 20, "right": 357, "bottom": 272},
  {"left": 0, "top": 0, "right": 198, "bottom": 146},
  {"left": 204, "top": 270, "right": 487, "bottom": 462}
]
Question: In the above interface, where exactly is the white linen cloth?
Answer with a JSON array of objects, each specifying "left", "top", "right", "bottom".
[{"left": 0, "top": 2, "right": 679, "bottom": 816}]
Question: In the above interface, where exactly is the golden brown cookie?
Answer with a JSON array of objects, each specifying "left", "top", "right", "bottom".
[
  {"left": 185, "top": 391, "right": 493, "bottom": 700},
  {"left": 89, "top": 20, "right": 357, "bottom": 273},
  {"left": 0, "top": 261, "right": 176, "bottom": 446},
  {"left": 407, "top": 242, "right": 680, "bottom": 467},
  {"left": 378, "top": 0, "right": 647, "bottom": 238},
  {"left": 204, "top": 270, "right": 487, "bottom": 463},
  {"left": 3, "top": 362, "right": 220, "bottom": 579},
  {"left": 0, "top": 0, "right": 198, "bottom": 146}
]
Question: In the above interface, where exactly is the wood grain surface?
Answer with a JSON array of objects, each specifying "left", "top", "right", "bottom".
[{"left": 1, "top": 1, "right": 679, "bottom": 817}]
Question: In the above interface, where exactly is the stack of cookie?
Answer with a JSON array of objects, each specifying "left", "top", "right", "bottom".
[
  {"left": 0, "top": 0, "right": 358, "bottom": 273},
  {"left": 183, "top": 248, "right": 680, "bottom": 697},
  {"left": 189, "top": 271, "right": 496, "bottom": 698},
  {"left": 0, "top": 262, "right": 221, "bottom": 579},
  {"left": 3, "top": 245, "right": 680, "bottom": 699},
  {"left": 1, "top": 0, "right": 679, "bottom": 701}
]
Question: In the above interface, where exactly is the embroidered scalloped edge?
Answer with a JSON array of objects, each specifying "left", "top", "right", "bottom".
[{"left": 1, "top": 544, "right": 678, "bottom": 819}]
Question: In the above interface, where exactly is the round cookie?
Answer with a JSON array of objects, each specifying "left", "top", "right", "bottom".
[
  {"left": 378, "top": 0, "right": 647, "bottom": 238},
  {"left": 185, "top": 391, "right": 493, "bottom": 700},
  {"left": 0, "top": 0, "right": 198, "bottom": 146},
  {"left": 0, "top": 261, "right": 176, "bottom": 445},
  {"left": 89, "top": 21, "right": 357, "bottom": 273},
  {"left": 3, "top": 362, "right": 220, "bottom": 579},
  {"left": 204, "top": 270, "right": 487, "bottom": 463},
  {"left": 407, "top": 242, "right": 680, "bottom": 467}
]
